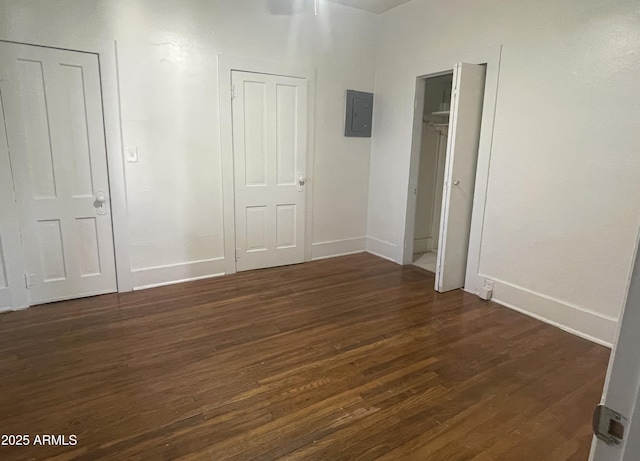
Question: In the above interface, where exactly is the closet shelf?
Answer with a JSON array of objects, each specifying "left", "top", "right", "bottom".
[{"left": 431, "top": 110, "right": 450, "bottom": 116}]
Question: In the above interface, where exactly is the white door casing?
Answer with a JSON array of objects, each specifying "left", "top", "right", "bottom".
[
  {"left": 231, "top": 71, "right": 307, "bottom": 272},
  {"left": 0, "top": 41, "right": 117, "bottom": 305},
  {"left": 436, "top": 62, "right": 486, "bottom": 292}
]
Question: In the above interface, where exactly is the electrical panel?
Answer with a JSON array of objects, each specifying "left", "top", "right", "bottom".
[{"left": 344, "top": 90, "right": 373, "bottom": 137}]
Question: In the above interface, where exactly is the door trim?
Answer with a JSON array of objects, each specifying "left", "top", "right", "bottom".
[
  {"left": 402, "top": 46, "right": 501, "bottom": 295},
  {"left": 218, "top": 55, "right": 316, "bottom": 274},
  {"left": 0, "top": 37, "right": 133, "bottom": 308}
]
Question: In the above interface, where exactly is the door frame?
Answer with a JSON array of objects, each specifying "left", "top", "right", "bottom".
[
  {"left": 407, "top": 70, "right": 453, "bottom": 271},
  {"left": 0, "top": 37, "right": 133, "bottom": 310},
  {"left": 402, "top": 46, "right": 501, "bottom": 295},
  {"left": 218, "top": 55, "right": 316, "bottom": 275}
]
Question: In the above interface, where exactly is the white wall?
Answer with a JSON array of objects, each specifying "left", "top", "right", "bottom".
[
  {"left": 0, "top": 0, "right": 378, "bottom": 291},
  {"left": 368, "top": 0, "right": 640, "bottom": 345}
]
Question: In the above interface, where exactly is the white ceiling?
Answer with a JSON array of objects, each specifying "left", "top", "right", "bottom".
[{"left": 325, "top": 0, "right": 413, "bottom": 14}]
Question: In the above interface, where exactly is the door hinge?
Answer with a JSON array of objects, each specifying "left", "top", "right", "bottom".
[
  {"left": 231, "top": 84, "right": 238, "bottom": 100},
  {"left": 24, "top": 273, "right": 33, "bottom": 288},
  {"left": 593, "top": 404, "right": 627, "bottom": 446},
  {"left": 235, "top": 249, "right": 242, "bottom": 261}
]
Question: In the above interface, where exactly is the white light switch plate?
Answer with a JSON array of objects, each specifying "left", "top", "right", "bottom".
[{"left": 125, "top": 146, "right": 138, "bottom": 163}]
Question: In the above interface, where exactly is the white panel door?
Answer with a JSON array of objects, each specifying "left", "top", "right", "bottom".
[
  {"left": 231, "top": 71, "right": 307, "bottom": 272},
  {"left": 435, "top": 63, "right": 486, "bottom": 292},
  {"left": 0, "top": 41, "right": 117, "bottom": 305},
  {"left": 0, "top": 62, "right": 24, "bottom": 310}
]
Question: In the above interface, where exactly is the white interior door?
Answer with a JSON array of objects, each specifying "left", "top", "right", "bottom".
[
  {"left": 0, "top": 41, "right": 117, "bottom": 305},
  {"left": 435, "top": 62, "right": 486, "bottom": 292},
  {"left": 589, "top": 236, "right": 640, "bottom": 461},
  {"left": 231, "top": 71, "right": 307, "bottom": 272}
]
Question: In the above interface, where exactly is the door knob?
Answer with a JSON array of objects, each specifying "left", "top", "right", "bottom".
[
  {"left": 94, "top": 190, "right": 108, "bottom": 215},
  {"left": 454, "top": 180, "right": 460, "bottom": 186},
  {"left": 297, "top": 172, "right": 306, "bottom": 191}
]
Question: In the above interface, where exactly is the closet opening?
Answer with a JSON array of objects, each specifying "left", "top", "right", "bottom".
[{"left": 412, "top": 73, "right": 453, "bottom": 273}]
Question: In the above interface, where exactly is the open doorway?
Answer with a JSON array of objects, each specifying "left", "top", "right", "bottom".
[
  {"left": 405, "top": 63, "right": 486, "bottom": 292},
  {"left": 412, "top": 73, "right": 453, "bottom": 273}
]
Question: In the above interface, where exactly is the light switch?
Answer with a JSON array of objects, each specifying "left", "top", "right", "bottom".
[{"left": 125, "top": 147, "right": 138, "bottom": 163}]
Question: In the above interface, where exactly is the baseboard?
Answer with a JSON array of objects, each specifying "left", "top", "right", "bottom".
[
  {"left": 132, "top": 257, "right": 226, "bottom": 290},
  {"left": 311, "top": 237, "right": 367, "bottom": 260},
  {"left": 0, "top": 288, "right": 11, "bottom": 311},
  {"left": 0, "top": 304, "right": 29, "bottom": 314},
  {"left": 366, "top": 237, "right": 398, "bottom": 262},
  {"left": 484, "top": 278, "right": 617, "bottom": 348}
]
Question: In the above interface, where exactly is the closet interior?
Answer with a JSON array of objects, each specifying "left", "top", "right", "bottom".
[{"left": 412, "top": 73, "right": 453, "bottom": 272}]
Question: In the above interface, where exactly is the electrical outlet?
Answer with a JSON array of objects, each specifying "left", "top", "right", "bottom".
[
  {"left": 125, "top": 146, "right": 138, "bottom": 163},
  {"left": 478, "top": 279, "right": 494, "bottom": 300}
]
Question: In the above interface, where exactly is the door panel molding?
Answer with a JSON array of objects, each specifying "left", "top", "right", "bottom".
[{"left": 218, "top": 55, "right": 316, "bottom": 275}]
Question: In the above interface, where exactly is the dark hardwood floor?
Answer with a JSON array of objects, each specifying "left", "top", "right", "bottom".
[{"left": 0, "top": 253, "right": 609, "bottom": 460}]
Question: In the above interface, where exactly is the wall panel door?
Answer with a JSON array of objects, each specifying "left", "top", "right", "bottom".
[
  {"left": 231, "top": 71, "right": 307, "bottom": 271},
  {"left": 0, "top": 41, "right": 116, "bottom": 305}
]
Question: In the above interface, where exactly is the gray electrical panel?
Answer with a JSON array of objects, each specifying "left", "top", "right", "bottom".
[{"left": 345, "top": 90, "right": 373, "bottom": 137}]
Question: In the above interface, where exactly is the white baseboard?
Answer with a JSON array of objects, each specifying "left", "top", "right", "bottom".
[
  {"left": 0, "top": 303, "right": 29, "bottom": 314},
  {"left": 132, "top": 257, "right": 226, "bottom": 290},
  {"left": 0, "top": 288, "right": 11, "bottom": 312},
  {"left": 311, "top": 237, "right": 366, "bottom": 260},
  {"left": 366, "top": 236, "right": 398, "bottom": 262},
  {"left": 482, "top": 278, "right": 617, "bottom": 348}
]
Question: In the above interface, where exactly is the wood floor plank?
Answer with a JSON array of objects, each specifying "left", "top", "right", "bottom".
[{"left": 0, "top": 253, "right": 609, "bottom": 460}]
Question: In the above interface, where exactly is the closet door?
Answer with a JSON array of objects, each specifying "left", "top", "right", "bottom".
[
  {"left": 435, "top": 62, "right": 486, "bottom": 292},
  {"left": 232, "top": 71, "right": 307, "bottom": 272},
  {"left": 0, "top": 41, "right": 117, "bottom": 305}
]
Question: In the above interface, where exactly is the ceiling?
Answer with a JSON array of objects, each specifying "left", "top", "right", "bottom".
[{"left": 325, "top": 0, "right": 413, "bottom": 14}]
